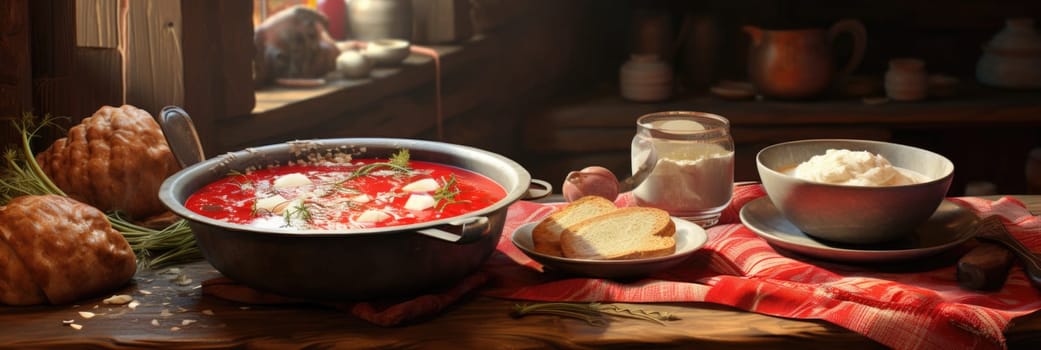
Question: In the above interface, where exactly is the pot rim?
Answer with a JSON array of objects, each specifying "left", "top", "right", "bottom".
[{"left": 158, "top": 137, "right": 531, "bottom": 237}]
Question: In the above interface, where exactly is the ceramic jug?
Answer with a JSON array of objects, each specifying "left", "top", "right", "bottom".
[
  {"left": 744, "top": 19, "right": 867, "bottom": 99},
  {"left": 977, "top": 18, "right": 1041, "bottom": 89},
  {"left": 346, "top": 0, "right": 413, "bottom": 41}
]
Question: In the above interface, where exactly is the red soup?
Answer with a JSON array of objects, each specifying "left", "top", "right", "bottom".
[{"left": 185, "top": 156, "right": 507, "bottom": 230}]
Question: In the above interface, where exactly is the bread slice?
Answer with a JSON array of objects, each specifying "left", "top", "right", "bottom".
[
  {"left": 559, "top": 207, "right": 676, "bottom": 260},
  {"left": 532, "top": 196, "right": 617, "bottom": 256}
]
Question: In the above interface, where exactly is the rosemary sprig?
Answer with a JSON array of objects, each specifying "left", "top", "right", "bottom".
[
  {"left": 1, "top": 113, "right": 201, "bottom": 269},
  {"left": 511, "top": 302, "right": 678, "bottom": 326}
]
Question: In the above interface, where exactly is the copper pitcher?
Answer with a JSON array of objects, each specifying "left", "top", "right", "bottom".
[{"left": 744, "top": 19, "right": 867, "bottom": 99}]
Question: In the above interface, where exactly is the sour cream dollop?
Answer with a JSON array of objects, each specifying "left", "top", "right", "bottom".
[{"left": 788, "top": 149, "right": 928, "bottom": 186}]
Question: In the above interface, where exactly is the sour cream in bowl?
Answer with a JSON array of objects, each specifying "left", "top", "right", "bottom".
[{"left": 756, "top": 139, "right": 954, "bottom": 245}]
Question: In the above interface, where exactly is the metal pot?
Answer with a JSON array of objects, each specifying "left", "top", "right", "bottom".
[{"left": 157, "top": 107, "right": 549, "bottom": 300}]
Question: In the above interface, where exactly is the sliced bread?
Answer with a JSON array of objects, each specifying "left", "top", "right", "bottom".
[
  {"left": 559, "top": 207, "right": 676, "bottom": 260},
  {"left": 531, "top": 196, "right": 617, "bottom": 256}
]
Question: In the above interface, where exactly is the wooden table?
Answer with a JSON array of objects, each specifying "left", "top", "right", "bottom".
[{"left": 3, "top": 196, "right": 1041, "bottom": 349}]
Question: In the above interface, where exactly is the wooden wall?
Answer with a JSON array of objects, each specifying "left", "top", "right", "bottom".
[
  {"left": 0, "top": 0, "right": 254, "bottom": 155},
  {"left": 0, "top": 0, "right": 32, "bottom": 149}
]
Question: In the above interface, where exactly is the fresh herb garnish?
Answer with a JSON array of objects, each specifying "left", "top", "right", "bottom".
[
  {"left": 281, "top": 201, "right": 313, "bottom": 227},
  {"left": 510, "top": 302, "right": 678, "bottom": 326},
  {"left": 432, "top": 174, "right": 468, "bottom": 211},
  {"left": 226, "top": 170, "right": 254, "bottom": 190},
  {"left": 327, "top": 182, "right": 361, "bottom": 197},
  {"left": 341, "top": 149, "right": 413, "bottom": 183}
]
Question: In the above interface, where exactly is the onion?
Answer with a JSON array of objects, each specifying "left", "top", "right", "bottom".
[{"left": 562, "top": 166, "right": 620, "bottom": 202}]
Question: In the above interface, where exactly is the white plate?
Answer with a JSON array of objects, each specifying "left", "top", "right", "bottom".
[
  {"left": 276, "top": 78, "right": 326, "bottom": 87},
  {"left": 511, "top": 217, "right": 708, "bottom": 279},
  {"left": 739, "top": 197, "right": 979, "bottom": 263}
]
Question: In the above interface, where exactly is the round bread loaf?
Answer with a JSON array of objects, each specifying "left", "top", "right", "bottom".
[
  {"left": 35, "top": 105, "right": 180, "bottom": 220},
  {"left": 0, "top": 195, "right": 137, "bottom": 305}
]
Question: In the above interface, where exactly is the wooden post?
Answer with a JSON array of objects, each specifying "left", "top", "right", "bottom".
[
  {"left": 125, "top": 0, "right": 183, "bottom": 116},
  {"left": 179, "top": 0, "right": 256, "bottom": 156},
  {"left": 27, "top": 0, "right": 78, "bottom": 144},
  {"left": 0, "top": 0, "right": 32, "bottom": 121},
  {"left": 75, "top": 0, "right": 123, "bottom": 119}
]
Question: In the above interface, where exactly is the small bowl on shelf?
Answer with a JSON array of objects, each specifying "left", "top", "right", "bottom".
[
  {"left": 928, "top": 74, "right": 960, "bottom": 98},
  {"left": 363, "top": 39, "right": 411, "bottom": 66},
  {"left": 710, "top": 80, "right": 756, "bottom": 100}
]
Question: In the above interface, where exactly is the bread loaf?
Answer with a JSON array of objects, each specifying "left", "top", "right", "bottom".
[
  {"left": 0, "top": 195, "right": 137, "bottom": 305},
  {"left": 531, "top": 196, "right": 617, "bottom": 256},
  {"left": 35, "top": 105, "right": 181, "bottom": 220},
  {"left": 560, "top": 207, "right": 676, "bottom": 260}
]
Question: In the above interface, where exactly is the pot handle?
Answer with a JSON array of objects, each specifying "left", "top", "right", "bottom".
[
  {"left": 159, "top": 106, "right": 208, "bottom": 168},
  {"left": 525, "top": 179, "right": 553, "bottom": 200},
  {"left": 416, "top": 216, "right": 491, "bottom": 244}
]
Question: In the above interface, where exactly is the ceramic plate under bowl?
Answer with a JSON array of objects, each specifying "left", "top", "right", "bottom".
[
  {"left": 739, "top": 197, "right": 978, "bottom": 263},
  {"left": 511, "top": 217, "right": 708, "bottom": 279}
]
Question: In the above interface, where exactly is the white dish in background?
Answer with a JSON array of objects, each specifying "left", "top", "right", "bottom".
[
  {"left": 511, "top": 217, "right": 708, "bottom": 279},
  {"left": 276, "top": 78, "right": 326, "bottom": 87},
  {"left": 364, "top": 39, "right": 411, "bottom": 66},
  {"left": 739, "top": 197, "right": 978, "bottom": 264},
  {"left": 710, "top": 80, "right": 756, "bottom": 100}
]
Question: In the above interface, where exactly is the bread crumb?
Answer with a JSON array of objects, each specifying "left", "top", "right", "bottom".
[
  {"left": 172, "top": 274, "right": 193, "bottom": 286},
  {"left": 103, "top": 295, "right": 133, "bottom": 305},
  {"left": 201, "top": 309, "right": 215, "bottom": 316},
  {"left": 78, "top": 311, "right": 96, "bottom": 319},
  {"left": 69, "top": 323, "right": 83, "bottom": 330},
  {"left": 128, "top": 300, "right": 141, "bottom": 310},
  {"left": 151, "top": 319, "right": 160, "bottom": 326}
]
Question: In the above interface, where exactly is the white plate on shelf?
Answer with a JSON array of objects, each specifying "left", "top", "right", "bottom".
[
  {"left": 511, "top": 217, "right": 708, "bottom": 279},
  {"left": 739, "top": 197, "right": 979, "bottom": 264},
  {"left": 276, "top": 78, "right": 326, "bottom": 87}
]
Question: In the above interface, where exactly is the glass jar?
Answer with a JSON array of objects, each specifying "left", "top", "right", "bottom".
[{"left": 631, "top": 111, "right": 734, "bottom": 227}]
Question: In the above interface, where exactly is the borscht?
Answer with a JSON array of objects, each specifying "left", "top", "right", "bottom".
[{"left": 184, "top": 150, "right": 507, "bottom": 230}]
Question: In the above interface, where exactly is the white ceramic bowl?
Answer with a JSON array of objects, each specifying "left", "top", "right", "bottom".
[
  {"left": 336, "top": 50, "right": 373, "bottom": 79},
  {"left": 756, "top": 139, "right": 954, "bottom": 245},
  {"left": 364, "top": 39, "right": 411, "bottom": 66}
]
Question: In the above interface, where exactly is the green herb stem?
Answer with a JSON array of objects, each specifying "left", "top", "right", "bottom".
[
  {"left": 17, "top": 114, "right": 65, "bottom": 197},
  {"left": 511, "top": 302, "right": 677, "bottom": 326}
]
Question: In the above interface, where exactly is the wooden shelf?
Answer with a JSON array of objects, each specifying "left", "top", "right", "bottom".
[
  {"left": 521, "top": 86, "right": 1041, "bottom": 195},
  {"left": 533, "top": 86, "right": 1041, "bottom": 130},
  {"left": 212, "top": 42, "right": 471, "bottom": 153}
]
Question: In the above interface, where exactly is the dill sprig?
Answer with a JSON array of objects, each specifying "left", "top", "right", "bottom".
[
  {"left": 0, "top": 114, "right": 66, "bottom": 201},
  {"left": 432, "top": 174, "right": 468, "bottom": 211},
  {"left": 510, "top": 302, "right": 678, "bottom": 327},
  {"left": 281, "top": 201, "right": 313, "bottom": 227},
  {"left": 342, "top": 149, "right": 413, "bottom": 182},
  {"left": 0, "top": 113, "right": 201, "bottom": 269}
]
